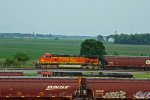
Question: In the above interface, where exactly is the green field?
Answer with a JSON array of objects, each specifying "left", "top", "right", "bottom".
[
  {"left": 105, "top": 42, "right": 150, "bottom": 56},
  {"left": 0, "top": 38, "right": 150, "bottom": 60}
]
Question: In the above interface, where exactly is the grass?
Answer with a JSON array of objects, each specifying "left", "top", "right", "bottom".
[
  {"left": 82, "top": 71, "right": 100, "bottom": 75},
  {"left": 0, "top": 38, "right": 150, "bottom": 60},
  {"left": 24, "top": 73, "right": 38, "bottom": 76},
  {"left": 104, "top": 42, "right": 150, "bottom": 56},
  {"left": 133, "top": 73, "right": 150, "bottom": 78}
]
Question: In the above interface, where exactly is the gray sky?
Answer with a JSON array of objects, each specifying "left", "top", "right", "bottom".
[{"left": 0, "top": 0, "right": 150, "bottom": 36}]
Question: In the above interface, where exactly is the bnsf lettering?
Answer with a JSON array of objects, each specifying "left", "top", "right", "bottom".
[
  {"left": 45, "top": 85, "right": 70, "bottom": 90},
  {"left": 63, "top": 58, "right": 75, "bottom": 62}
]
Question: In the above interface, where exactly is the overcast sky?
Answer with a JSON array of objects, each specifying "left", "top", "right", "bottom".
[{"left": 0, "top": 0, "right": 150, "bottom": 36}]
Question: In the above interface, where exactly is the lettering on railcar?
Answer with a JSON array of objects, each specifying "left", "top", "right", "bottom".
[
  {"left": 45, "top": 85, "right": 70, "bottom": 90},
  {"left": 95, "top": 90, "right": 126, "bottom": 99},
  {"left": 133, "top": 91, "right": 150, "bottom": 99},
  {"left": 95, "top": 90, "right": 105, "bottom": 96},
  {"left": 103, "top": 91, "right": 126, "bottom": 99}
]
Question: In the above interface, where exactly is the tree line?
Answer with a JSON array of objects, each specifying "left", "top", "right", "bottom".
[
  {"left": 97, "top": 33, "right": 150, "bottom": 45},
  {"left": 0, "top": 33, "right": 53, "bottom": 38},
  {"left": 112, "top": 33, "right": 150, "bottom": 45}
]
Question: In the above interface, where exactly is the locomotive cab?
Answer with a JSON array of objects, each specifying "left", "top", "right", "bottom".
[
  {"left": 36, "top": 53, "right": 53, "bottom": 68},
  {"left": 42, "top": 53, "right": 52, "bottom": 58}
]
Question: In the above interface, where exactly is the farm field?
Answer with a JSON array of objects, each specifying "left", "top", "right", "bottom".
[{"left": 0, "top": 38, "right": 150, "bottom": 60}]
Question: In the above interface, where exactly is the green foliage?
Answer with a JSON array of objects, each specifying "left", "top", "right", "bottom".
[
  {"left": 4, "top": 58, "right": 21, "bottom": 67},
  {"left": 80, "top": 39, "right": 106, "bottom": 58},
  {"left": 113, "top": 33, "right": 150, "bottom": 45},
  {"left": 4, "top": 58, "right": 14, "bottom": 67},
  {"left": 0, "top": 59, "right": 5, "bottom": 67},
  {"left": 140, "top": 54, "right": 144, "bottom": 56},
  {"left": 114, "top": 51, "right": 119, "bottom": 55},
  {"left": 14, "top": 52, "right": 30, "bottom": 63},
  {"left": 97, "top": 35, "right": 104, "bottom": 41}
]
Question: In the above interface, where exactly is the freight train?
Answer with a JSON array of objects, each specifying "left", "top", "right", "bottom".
[{"left": 36, "top": 53, "right": 150, "bottom": 70}]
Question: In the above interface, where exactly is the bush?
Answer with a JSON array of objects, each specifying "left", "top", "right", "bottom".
[
  {"left": 0, "top": 59, "right": 5, "bottom": 67},
  {"left": 114, "top": 51, "right": 118, "bottom": 55},
  {"left": 5, "top": 58, "right": 15, "bottom": 67},
  {"left": 14, "top": 52, "right": 30, "bottom": 63},
  {"left": 4, "top": 58, "right": 22, "bottom": 67}
]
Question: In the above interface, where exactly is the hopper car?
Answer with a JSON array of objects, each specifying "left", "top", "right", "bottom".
[
  {"left": 103, "top": 55, "right": 150, "bottom": 70},
  {"left": 86, "top": 78, "right": 150, "bottom": 99},
  {"left": 0, "top": 78, "right": 149, "bottom": 100},
  {"left": 36, "top": 53, "right": 150, "bottom": 70},
  {"left": 0, "top": 78, "right": 80, "bottom": 100}
]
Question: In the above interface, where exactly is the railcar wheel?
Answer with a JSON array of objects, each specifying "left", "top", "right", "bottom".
[
  {"left": 82, "top": 65, "right": 87, "bottom": 69},
  {"left": 46, "top": 65, "right": 52, "bottom": 68},
  {"left": 88, "top": 66, "right": 93, "bottom": 69},
  {"left": 52, "top": 65, "right": 58, "bottom": 69},
  {"left": 41, "top": 65, "right": 46, "bottom": 68},
  {"left": 106, "top": 66, "right": 112, "bottom": 70}
]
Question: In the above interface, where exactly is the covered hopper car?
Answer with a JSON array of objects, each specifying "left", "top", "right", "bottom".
[
  {"left": 36, "top": 53, "right": 100, "bottom": 69},
  {"left": 86, "top": 78, "right": 150, "bottom": 99},
  {"left": 103, "top": 55, "right": 150, "bottom": 70},
  {"left": 0, "top": 78, "right": 80, "bottom": 100}
]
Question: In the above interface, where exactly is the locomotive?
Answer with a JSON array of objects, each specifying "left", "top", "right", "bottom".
[
  {"left": 36, "top": 53, "right": 150, "bottom": 70},
  {"left": 36, "top": 53, "right": 100, "bottom": 69}
]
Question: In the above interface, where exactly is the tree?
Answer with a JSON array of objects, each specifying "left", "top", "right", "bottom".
[
  {"left": 80, "top": 39, "right": 106, "bottom": 58},
  {"left": 97, "top": 35, "right": 104, "bottom": 41},
  {"left": 14, "top": 52, "right": 30, "bottom": 63}
]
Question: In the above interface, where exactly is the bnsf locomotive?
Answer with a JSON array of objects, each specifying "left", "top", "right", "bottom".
[{"left": 36, "top": 53, "right": 100, "bottom": 69}]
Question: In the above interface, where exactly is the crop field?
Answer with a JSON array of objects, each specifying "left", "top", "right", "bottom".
[
  {"left": 0, "top": 38, "right": 150, "bottom": 60},
  {"left": 105, "top": 42, "right": 150, "bottom": 56}
]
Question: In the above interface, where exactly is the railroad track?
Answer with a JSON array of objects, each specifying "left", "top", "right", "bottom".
[{"left": 0, "top": 68, "right": 150, "bottom": 74}]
